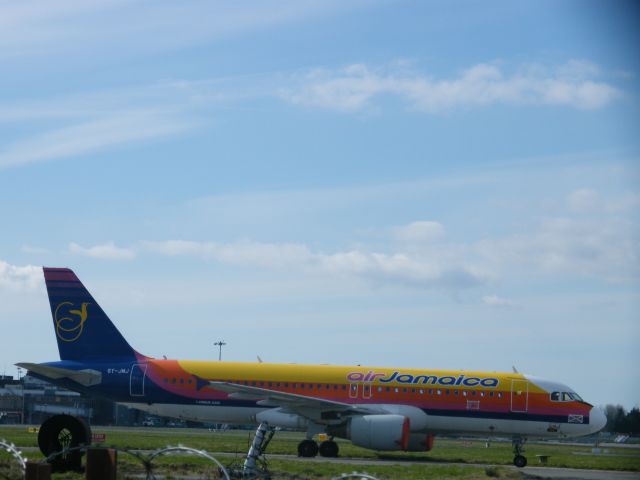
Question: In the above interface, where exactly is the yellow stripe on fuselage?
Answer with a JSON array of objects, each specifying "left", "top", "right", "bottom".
[{"left": 175, "top": 361, "right": 544, "bottom": 392}]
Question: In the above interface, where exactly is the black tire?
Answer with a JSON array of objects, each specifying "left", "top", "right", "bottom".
[
  {"left": 318, "top": 440, "right": 339, "bottom": 458},
  {"left": 297, "top": 439, "right": 319, "bottom": 457},
  {"left": 513, "top": 455, "right": 527, "bottom": 468},
  {"left": 38, "top": 414, "right": 91, "bottom": 472}
]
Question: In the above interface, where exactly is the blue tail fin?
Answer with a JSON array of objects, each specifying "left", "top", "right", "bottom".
[{"left": 44, "top": 267, "right": 141, "bottom": 361}]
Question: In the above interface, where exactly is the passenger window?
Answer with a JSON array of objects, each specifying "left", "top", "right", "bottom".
[
  {"left": 394, "top": 387, "right": 399, "bottom": 393},
  {"left": 437, "top": 389, "right": 441, "bottom": 395},
  {"left": 419, "top": 389, "right": 424, "bottom": 394},
  {"left": 377, "top": 387, "right": 382, "bottom": 392}
]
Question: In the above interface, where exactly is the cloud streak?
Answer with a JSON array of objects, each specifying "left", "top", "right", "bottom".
[
  {"left": 281, "top": 60, "right": 621, "bottom": 112},
  {"left": 142, "top": 238, "right": 488, "bottom": 291},
  {"left": 69, "top": 242, "right": 136, "bottom": 261}
]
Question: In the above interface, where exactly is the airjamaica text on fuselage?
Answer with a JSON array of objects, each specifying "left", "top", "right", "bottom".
[{"left": 346, "top": 371, "right": 499, "bottom": 388}]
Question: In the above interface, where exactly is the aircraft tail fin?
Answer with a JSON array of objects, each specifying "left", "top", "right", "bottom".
[{"left": 43, "top": 267, "right": 144, "bottom": 362}]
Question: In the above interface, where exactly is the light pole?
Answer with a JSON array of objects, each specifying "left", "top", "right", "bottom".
[
  {"left": 214, "top": 341, "right": 226, "bottom": 361},
  {"left": 16, "top": 367, "right": 24, "bottom": 425}
]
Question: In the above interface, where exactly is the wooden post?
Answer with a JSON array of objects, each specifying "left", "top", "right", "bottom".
[
  {"left": 25, "top": 462, "right": 51, "bottom": 480},
  {"left": 85, "top": 448, "right": 117, "bottom": 480}
]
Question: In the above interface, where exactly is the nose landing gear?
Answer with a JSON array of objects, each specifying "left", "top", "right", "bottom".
[{"left": 512, "top": 437, "right": 527, "bottom": 468}]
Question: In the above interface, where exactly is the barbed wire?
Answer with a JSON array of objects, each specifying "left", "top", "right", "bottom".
[
  {"left": 43, "top": 443, "right": 231, "bottom": 479},
  {"left": 0, "top": 440, "right": 26, "bottom": 471},
  {"left": 1, "top": 439, "right": 379, "bottom": 480},
  {"left": 331, "top": 473, "right": 380, "bottom": 480}
]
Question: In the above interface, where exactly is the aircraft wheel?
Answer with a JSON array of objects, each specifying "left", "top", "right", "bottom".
[
  {"left": 297, "top": 439, "right": 319, "bottom": 457},
  {"left": 38, "top": 414, "right": 91, "bottom": 472},
  {"left": 319, "top": 440, "right": 339, "bottom": 457},
  {"left": 513, "top": 455, "right": 527, "bottom": 468}
]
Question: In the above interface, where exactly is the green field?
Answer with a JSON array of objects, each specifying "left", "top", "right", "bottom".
[{"left": 1, "top": 426, "right": 639, "bottom": 479}]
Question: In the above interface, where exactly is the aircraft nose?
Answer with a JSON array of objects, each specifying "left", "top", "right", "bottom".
[{"left": 589, "top": 406, "right": 607, "bottom": 433}]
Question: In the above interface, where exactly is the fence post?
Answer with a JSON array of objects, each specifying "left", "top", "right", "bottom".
[
  {"left": 85, "top": 448, "right": 117, "bottom": 480},
  {"left": 25, "top": 462, "right": 51, "bottom": 480}
]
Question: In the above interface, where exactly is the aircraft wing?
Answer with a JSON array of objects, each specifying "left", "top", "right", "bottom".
[
  {"left": 16, "top": 362, "right": 102, "bottom": 387},
  {"left": 209, "top": 381, "right": 379, "bottom": 416}
]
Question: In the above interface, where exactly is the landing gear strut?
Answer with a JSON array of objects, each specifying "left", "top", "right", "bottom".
[{"left": 512, "top": 437, "right": 527, "bottom": 468}]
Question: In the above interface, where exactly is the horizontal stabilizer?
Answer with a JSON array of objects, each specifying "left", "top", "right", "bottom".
[{"left": 16, "top": 362, "right": 102, "bottom": 387}]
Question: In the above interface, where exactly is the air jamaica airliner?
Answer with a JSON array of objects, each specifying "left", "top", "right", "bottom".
[{"left": 18, "top": 267, "right": 606, "bottom": 468}]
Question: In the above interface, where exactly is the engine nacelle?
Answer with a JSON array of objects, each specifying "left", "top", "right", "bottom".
[
  {"left": 406, "top": 433, "right": 435, "bottom": 452},
  {"left": 331, "top": 414, "right": 410, "bottom": 451}
]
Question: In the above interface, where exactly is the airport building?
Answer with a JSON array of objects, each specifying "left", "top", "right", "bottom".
[{"left": 0, "top": 374, "right": 144, "bottom": 426}]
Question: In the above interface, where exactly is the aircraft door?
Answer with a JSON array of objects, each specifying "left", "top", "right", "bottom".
[
  {"left": 510, "top": 379, "right": 528, "bottom": 413},
  {"left": 130, "top": 363, "right": 147, "bottom": 397}
]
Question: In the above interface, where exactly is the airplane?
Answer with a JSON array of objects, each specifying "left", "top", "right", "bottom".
[{"left": 17, "top": 267, "right": 606, "bottom": 471}]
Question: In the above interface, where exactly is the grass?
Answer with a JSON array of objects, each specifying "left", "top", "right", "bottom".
[{"left": 1, "top": 425, "right": 639, "bottom": 478}]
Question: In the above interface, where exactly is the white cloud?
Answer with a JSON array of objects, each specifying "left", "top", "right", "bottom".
[
  {"left": 482, "top": 295, "right": 517, "bottom": 308},
  {"left": 567, "top": 188, "right": 600, "bottom": 212},
  {"left": 393, "top": 221, "right": 445, "bottom": 243},
  {"left": 567, "top": 188, "right": 640, "bottom": 214},
  {"left": 142, "top": 239, "right": 311, "bottom": 268},
  {"left": 69, "top": 242, "right": 135, "bottom": 261},
  {"left": 142, "top": 238, "right": 487, "bottom": 290},
  {"left": 476, "top": 217, "right": 639, "bottom": 282},
  {"left": 281, "top": 60, "right": 621, "bottom": 112},
  {"left": 0, "top": 260, "right": 42, "bottom": 292}
]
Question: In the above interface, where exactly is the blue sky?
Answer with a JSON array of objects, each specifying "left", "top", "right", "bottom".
[{"left": 0, "top": 1, "right": 638, "bottom": 409}]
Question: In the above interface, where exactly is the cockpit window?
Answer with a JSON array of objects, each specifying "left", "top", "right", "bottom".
[{"left": 551, "top": 391, "right": 583, "bottom": 402}]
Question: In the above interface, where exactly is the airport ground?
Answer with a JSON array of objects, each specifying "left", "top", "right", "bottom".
[{"left": 1, "top": 425, "right": 639, "bottom": 479}]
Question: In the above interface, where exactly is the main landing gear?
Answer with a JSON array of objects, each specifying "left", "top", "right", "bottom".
[
  {"left": 297, "top": 438, "right": 339, "bottom": 458},
  {"left": 512, "top": 437, "right": 527, "bottom": 468}
]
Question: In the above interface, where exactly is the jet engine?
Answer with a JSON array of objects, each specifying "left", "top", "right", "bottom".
[{"left": 329, "top": 414, "right": 410, "bottom": 451}]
